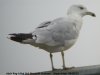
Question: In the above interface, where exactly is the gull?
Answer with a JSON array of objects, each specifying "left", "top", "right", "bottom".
[{"left": 8, "top": 5, "right": 96, "bottom": 70}]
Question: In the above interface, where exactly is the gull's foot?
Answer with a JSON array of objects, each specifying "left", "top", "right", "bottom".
[{"left": 63, "top": 66, "right": 75, "bottom": 70}]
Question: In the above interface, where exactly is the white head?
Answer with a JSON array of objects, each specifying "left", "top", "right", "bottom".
[{"left": 67, "top": 5, "right": 96, "bottom": 17}]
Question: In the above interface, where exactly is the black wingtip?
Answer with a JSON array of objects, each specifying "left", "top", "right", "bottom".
[
  {"left": 7, "top": 33, "right": 33, "bottom": 43},
  {"left": 7, "top": 34, "right": 15, "bottom": 40},
  {"left": 7, "top": 33, "right": 22, "bottom": 42}
]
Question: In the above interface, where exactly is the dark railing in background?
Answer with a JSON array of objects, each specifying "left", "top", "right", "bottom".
[{"left": 6, "top": 65, "right": 100, "bottom": 75}]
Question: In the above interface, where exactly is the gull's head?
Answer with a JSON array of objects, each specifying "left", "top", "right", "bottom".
[{"left": 67, "top": 5, "right": 96, "bottom": 17}]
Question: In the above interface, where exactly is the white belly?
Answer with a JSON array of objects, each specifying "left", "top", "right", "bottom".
[
  {"left": 31, "top": 39, "right": 77, "bottom": 53},
  {"left": 64, "top": 39, "right": 77, "bottom": 50}
]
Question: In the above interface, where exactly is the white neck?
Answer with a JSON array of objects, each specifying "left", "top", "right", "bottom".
[
  {"left": 68, "top": 13, "right": 83, "bottom": 31},
  {"left": 68, "top": 13, "right": 82, "bottom": 21}
]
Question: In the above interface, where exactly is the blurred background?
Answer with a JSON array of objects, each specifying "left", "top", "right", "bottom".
[{"left": 0, "top": 0, "right": 100, "bottom": 73}]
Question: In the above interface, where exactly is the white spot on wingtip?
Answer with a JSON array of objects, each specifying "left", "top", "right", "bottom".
[
  {"left": 32, "top": 35, "right": 37, "bottom": 40},
  {"left": 7, "top": 35, "right": 14, "bottom": 39}
]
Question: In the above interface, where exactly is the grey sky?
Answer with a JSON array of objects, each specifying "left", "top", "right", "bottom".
[{"left": 0, "top": 0, "right": 100, "bottom": 73}]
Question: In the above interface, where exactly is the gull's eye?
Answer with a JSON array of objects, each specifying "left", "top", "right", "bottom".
[{"left": 79, "top": 6, "right": 84, "bottom": 10}]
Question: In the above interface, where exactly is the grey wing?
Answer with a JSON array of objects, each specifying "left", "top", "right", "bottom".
[
  {"left": 36, "top": 21, "right": 52, "bottom": 29},
  {"left": 33, "top": 18, "right": 79, "bottom": 46},
  {"left": 33, "top": 20, "right": 59, "bottom": 46},
  {"left": 51, "top": 21, "right": 79, "bottom": 45}
]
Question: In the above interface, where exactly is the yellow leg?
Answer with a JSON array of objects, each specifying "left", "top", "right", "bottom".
[
  {"left": 61, "top": 51, "right": 66, "bottom": 69},
  {"left": 50, "top": 53, "right": 55, "bottom": 70}
]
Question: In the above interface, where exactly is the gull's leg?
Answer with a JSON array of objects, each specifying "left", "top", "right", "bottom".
[
  {"left": 61, "top": 51, "right": 66, "bottom": 69},
  {"left": 61, "top": 51, "right": 75, "bottom": 70},
  {"left": 50, "top": 53, "right": 55, "bottom": 70}
]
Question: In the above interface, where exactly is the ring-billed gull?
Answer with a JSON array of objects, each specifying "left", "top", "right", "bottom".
[{"left": 8, "top": 5, "right": 96, "bottom": 70}]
